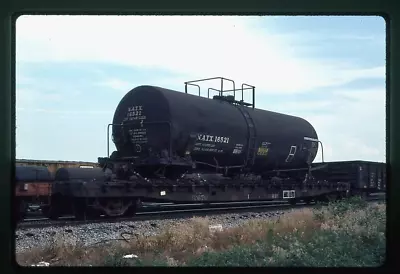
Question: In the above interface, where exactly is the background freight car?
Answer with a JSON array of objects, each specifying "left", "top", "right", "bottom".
[{"left": 14, "top": 165, "right": 53, "bottom": 220}]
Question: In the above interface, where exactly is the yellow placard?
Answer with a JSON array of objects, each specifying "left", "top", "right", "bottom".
[{"left": 257, "top": 147, "right": 269, "bottom": 156}]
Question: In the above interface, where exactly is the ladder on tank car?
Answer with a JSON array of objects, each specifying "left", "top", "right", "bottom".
[{"left": 236, "top": 105, "right": 257, "bottom": 168}]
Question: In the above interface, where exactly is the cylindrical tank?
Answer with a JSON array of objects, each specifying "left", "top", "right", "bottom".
[
  {"left": 55, "top": 167, "right": 106, "bottom": 181},
  {"left": 15, "top": 165, "right": 53, "bottom": 182},
  {"left": 111, "top": 85, "right": 319, "bottom": 174}
]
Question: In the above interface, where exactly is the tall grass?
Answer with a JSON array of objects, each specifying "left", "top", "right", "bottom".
[{"left": 16, "top": 196, "right": 386, "bottom": 267}]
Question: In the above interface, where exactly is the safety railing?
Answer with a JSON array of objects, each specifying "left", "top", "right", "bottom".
[{"left": 184, "top": 77, "right": 256, "bottom": 108}]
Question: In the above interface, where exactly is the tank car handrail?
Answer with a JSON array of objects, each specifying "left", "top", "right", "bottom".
[
  {"left": 303, "top": 137, "right": 324, "bottom": 163},
  {"left": 209, "top": 87, "right": 254, "bottom": 95},
  {"left": 318, "top": 140, "right": 325, "bottom": 163},
  {"left": 184, "top": 77, "right": 256, "bottom": 108},
  {"left": 108, "top": 123, "right": 120, "bottom": 158},
  {"left": 208, "top": 87, "right": 221, "bottom": 98},
  {"left": 241, "top": 83, "right": 255, "bottom": 109},
  {"left": 185, "top": 76, "right": 233, "bottom": 85},
  {"left": 107, "top": 121, "right": 172, "bottom": 158},
  {"left": 184, "top": 77, "right": 236, "bottom": 99},
  {"left": 222, "top": 78, "right": 236, "bottom": 98},
  {"left": 211, "top": 87, "right": 253, "bottom": 92},
  {"left": 184, "top": 83, "right": 201, "bottom": 96}
]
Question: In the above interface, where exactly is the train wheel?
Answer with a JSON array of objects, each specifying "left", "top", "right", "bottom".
[
  {"left": 289, "top": 198, "right": 297, "bottom": 205},
  {"left": 124, "top": 199, "right": 141, "bottom": 217},
  {"left": 42, "top": 206, "right": 60, "bottom": 220},
  {"left": 124, "top": 205, "right": 137, "bottom": 217},
  {"left": 315, "top": 195, "right": 328, "bottom": 205},
  {"left": 336, "top": 191, "right": 348, "bottom": 201},
  {"left": 73, "top": 198, "right": 88, "bottom": 221},
  {"left": 45, "top": 194, "right": 63, "bottom": 220},
  {"left": 360, "top": 192, "right": 368, "bottom": 200},
  {"left": 304, "top": 198, "right": 312, "bottom": 205},
  {"left": 14, "top": 199, "right": 24, "bottom": 224},
  {"left": 322, "top": 193, "right": 338, "bottom": 204},
  {"left": 99, "top": 199, "right": 133, "bottom": 217}
]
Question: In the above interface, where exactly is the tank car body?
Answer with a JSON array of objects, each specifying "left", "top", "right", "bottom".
[
  {"left": 15, "top": 165, "right": 53, "bottom": 200},
  {"left": 15, "top": 165, "right": 53, "bottom": 182},
  {"left": 109, "top": 82, "right": 319, "bottom": 178}
]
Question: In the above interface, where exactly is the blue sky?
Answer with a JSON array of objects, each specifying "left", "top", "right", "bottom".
[{"left": 16, "top": 15, "right": 386, "bottom": 163}]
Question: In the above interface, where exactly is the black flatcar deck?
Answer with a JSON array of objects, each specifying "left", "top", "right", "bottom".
[
  {"left": 46, "top": 168, "right": 353, "bottom": 218},
  {"left": 53, "top": 177, "right": 351, "bottom": 203}
]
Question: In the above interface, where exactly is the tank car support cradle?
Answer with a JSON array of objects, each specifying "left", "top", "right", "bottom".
[
  {"left": 92, "top": 198, "right": 134, "bottom": 218},
  {"left": 14, "top": 198, "right": 27, "bottom": 223},
  {"left": 41, "top": 193, "right": 64, "bottom": 220},
  {"left": 124, "top": 198, "right": 142, "bottom": 217},
  {"left": 73, "top": 197, "right": 90, "bottom": 220}
]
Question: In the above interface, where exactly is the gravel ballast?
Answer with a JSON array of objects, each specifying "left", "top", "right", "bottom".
[{"left": 15, "top": 210, "right": 288, "bottom": 253}]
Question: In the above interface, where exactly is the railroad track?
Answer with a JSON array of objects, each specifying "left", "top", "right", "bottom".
[
  {"left": 21, "top": 200, "right": 289, "bottom": 221},
  {"left": 18, "top": 201, "right": 293, "bottom": 229},
  {"left": 17, "top": 195, "right": 385, "bottom": 230}
]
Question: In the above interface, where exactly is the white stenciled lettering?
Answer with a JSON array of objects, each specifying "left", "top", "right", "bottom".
[
  {"left": 125, "top": 105, "right": 147, "bottom": 122},
  {"left": 197, "top": 134, "right": 230, "bottom": 144},
  {"left": 128, "top": 128, "right": 148, "bottom": 144},
  {"left": 232, "top": 143, "right": 243, "bottom": 155},
  {"left": 128, "top": 106, "right": 143, "bottom": 112}
]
